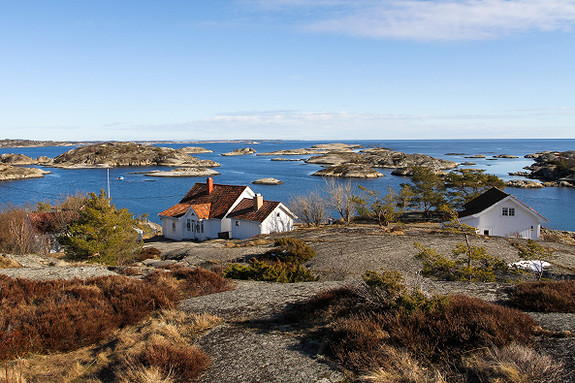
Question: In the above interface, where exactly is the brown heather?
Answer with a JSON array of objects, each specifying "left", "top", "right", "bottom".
[
  {"left": 0, "top": 267, "right": 232, "bottom": 361},
  {"left": 508, "top": 280, "right": 575, "bottom": 312}
]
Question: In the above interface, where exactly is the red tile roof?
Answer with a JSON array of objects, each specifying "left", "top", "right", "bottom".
[
  {"left": 227, "top": 198, "right": 281, "bottom": 223},
  {"left": 159, "top": 182, "right": 248, "bottom": 219}
]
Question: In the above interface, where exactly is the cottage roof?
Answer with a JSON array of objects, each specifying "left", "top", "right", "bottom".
[
  {"left": 227, "top": 198, "right": 281, "bottom": 223},
  {"left": 458, "top": 187, "right": 547, "bottom": 222},
  {"left": 159, "top": 182, "right": 248, "bottom": 219},
  {"left": 458, "top": 187, "right": 509, "bottom": 218}
]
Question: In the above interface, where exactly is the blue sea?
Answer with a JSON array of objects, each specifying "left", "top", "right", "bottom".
[{"left": 1, "top": 139, "right": 574, "bottom": 231}]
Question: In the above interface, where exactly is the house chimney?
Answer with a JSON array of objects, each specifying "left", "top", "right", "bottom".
[
  {"left": 254, "top": 193, "right": 263, "bottom": 211},
  {"left": 207, "top": 177, "right": 214, "bottom": 194}
]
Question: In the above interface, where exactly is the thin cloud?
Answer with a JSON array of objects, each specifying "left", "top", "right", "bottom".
[{"left": 246, "top": 0, "right": 575, "bottom": 41}]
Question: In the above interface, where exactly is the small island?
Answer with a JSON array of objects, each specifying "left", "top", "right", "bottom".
[
  {"left": 49, "top": 142, "right": 221, "bottom": 169},
  {"left": 312, "top": 164, "right": 383, "bottom": 178},
  {"left": 0, "top": 164, "right": 50, "bottom": 181},
  {"left": 221, "top": 147, "right": 257, "bottom": 156},
  {"left": 252, "top": 177, "right": 283, "bottom": 185}
]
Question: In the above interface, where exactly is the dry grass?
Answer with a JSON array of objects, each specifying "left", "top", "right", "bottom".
[
  {"left": 464, "top": 343, "right": 565, "bottom": 383},
  {"left": 0, "top": 254, "right": 20, "bottom": 269},
  {"left": 0, "top": 310, "right": 222, "bottom": 383},
  {"left": 224, "top": 238, "right": 272, "bottom": 248},
  {"left": 361, "top": 348, "right": 447, "bottom": 383}
]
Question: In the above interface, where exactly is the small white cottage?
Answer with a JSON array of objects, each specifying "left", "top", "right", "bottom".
[
  {"left": 159, "top": 178, "right": 296, "bottom": 241},
  {"left": 458, "top": 187, "right": 548, "bottom": 240}
]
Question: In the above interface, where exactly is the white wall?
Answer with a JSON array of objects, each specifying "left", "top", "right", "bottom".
[
  {"left": 261, "top": 206, "right": 294, "bottom": 235},
  {"left": 231, "top": 220, "right": 262, "bottom": 239},
  {"left": 221, "top": 188, "right": 256, "bottom": 234},
  {"left": 161, "top": 216, "right": 184, "bottom": 241},
  {"left": 460, "top": 198, "right": 542, "bottom": 240}
]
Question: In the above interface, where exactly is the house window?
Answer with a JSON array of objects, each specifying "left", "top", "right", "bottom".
[
  {"left": 502, "top": 207, "right": 515, "bottom": 216},
  {"left": 201, "top": 222, "right": 204, "bottom": 233},
  {"left": 276, "top": 213, "right": 280, "bottom": 217},
  {"left": 186, "top": 220, "right": 191, "bottom": 231},
  {"left": 235, "top": 221, "right": 239, "bottom": 226},
  {"left": 172, "top": 222, "right": 176, "bottom": 231}
]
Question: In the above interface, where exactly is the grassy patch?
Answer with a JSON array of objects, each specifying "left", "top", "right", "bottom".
[{"left": 508, "top": 280, "right": 575, "bottom": 312}]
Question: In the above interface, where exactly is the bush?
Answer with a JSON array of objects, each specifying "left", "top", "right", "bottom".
[
  {"left": 127, "top": 339, "right": 211, "bottom": 383},
  {"left": 327, "top": 295, "right": 536, "bottom": 373},
  {"left": 224, "top": 259, "right": 318, "bottom": 283},
  {"left": 0, "top": 267, "right": 232, "bottom": 361},
  {"left": 264, "top": 237, "right": 316, "bottom": 264},
  {"left": 508, "top": 280, "right": 575, "bottom": 312},
  {"left": 414, "top": 241, "right": 509, "bottom": 282}
]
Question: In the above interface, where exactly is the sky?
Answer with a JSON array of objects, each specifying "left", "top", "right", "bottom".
[{"left": 1, "top": 0, "right": 574, "bottom": 141}]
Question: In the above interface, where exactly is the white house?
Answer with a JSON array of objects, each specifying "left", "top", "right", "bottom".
[
  {"left": 458, "top": 187, "right": 548, "bottom": 240},
  {"left": 159, "top": 177, "right": 296, "bottom": 241}
]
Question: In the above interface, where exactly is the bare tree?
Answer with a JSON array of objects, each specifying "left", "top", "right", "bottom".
[
  {"left": 323, "top": 178, "right": 356, "bottom": 225},
  {"left": 289, "top": 190, "right": 327, "bottom": 227}
]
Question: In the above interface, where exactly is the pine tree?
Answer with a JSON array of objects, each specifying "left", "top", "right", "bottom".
[{"left": 59, "top": 190, "right": 142, "bottom": 265}]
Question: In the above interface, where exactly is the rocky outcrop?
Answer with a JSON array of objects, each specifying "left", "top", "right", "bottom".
[
  {"left": 221, "top": 147, "right": 257, "bottom": 156},
  {"left": 0, "top": 139, "right": 76, "bottom": 148},
  {"left": 460, "top": 162, "right": 476, "bottom": 166},
  {"left": 50, "top": 142, "right": 220, "bottom": 169},
  {"left": 523, "top": 151, "right": 575, "bottom": 186},
  {"left": 180, "top": 146, "right": 214, "bottom": 154},
  {"left": 305, "top": 152, "right": 364, "bottom": 166},
  {"left": 270, "top": 157, "right": 303, "bottom": 161},
  {"left": 493, "top": 154, "right": 519, "bottom": 159},
  {"left": 505, "top": 179, "right": 544, "bottom": 188},
  {"left": 258, "top": 148, "right": 328, "bottom": 156},
  {"left": 310, "top": 143, "right": 362, "bottom": 150},
  {"left": 252, "top": 178, "right": 283, "bottom": 185},
  {"left": 0, "top": 153, "right": 36, "bottom": 165},
  {"left": 359, "top": 148, "right": 458, "bottom": 171},
  {"left": 36, "top": 156, "right": 53, "bottom": 165},
  {"left": 312, "top": 164, "right": 383, "bottom": 178},
  {"left": 142, "top": 168, "right": 221, "bottom": 177},
  {"left": 509, "top": 171, "right": 530, "bottom": 177},
  {"left": 0, "top": 165, "right": 50, "bottom": 181},
  {"left": 464, "top": 154, "right": 485, "bottom": 158}
]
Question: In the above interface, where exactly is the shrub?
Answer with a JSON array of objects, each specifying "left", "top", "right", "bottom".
[
  {"left": 327, "top": 295, "right": 536, "bottom": 372},
  {"left": 127, "top": 339, "right": 211, "bottom": 383},
  {"left": 0, "top": 267, "right": 232, "bottom": 361},
  {"left": 414, "top": 241, "right": 509, "bottom": 282},
  {"left": 264, "top": 237, "right": 316, "bottom": 264},
  {"left": 224, "top": 259, "right": 318, "bottom": 283},
  {"left": 508, "top": 280, "right": 575, "bottom": 312}
]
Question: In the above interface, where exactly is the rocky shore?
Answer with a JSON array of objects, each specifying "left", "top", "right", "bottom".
[
  {"left": 524, "top": 151, "right": 575, "bottom": 186},
  {"left": 221, "top": 147, "right": 257, "bottom": 156}
]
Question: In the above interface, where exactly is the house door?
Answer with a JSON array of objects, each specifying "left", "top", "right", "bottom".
[{"left": 483, "top": 229, "right": 490, "bottom": 236}]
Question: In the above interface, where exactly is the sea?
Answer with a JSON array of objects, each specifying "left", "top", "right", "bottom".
[{"left": 1, "top": 139, "right": 574, "bottom": 231}]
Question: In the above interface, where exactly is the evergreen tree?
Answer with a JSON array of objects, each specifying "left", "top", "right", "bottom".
[
  {"left": 59, "top": 190, "right": 142, "bottom": 265},
  {"left": 445, "top": 169, "right": 505, "bottom": 206},
  {"left": 404, "top": 166, "right": 446, "bottom": 216}
]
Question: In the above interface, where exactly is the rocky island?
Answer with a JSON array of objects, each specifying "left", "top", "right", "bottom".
[
  {"left": 141, "top": 168, "right": 221, "bottom": 177},
  {"left": 49, "top": 142, "right": 221, "bottom": 169},
  {"left": 524, "top": 151, "right": 575, "bottom": 187},
  {"left": 0, "top": 164, "right": 50, "bottom": 181},
  {"left": 221, "top": 147, "right": 257, "bottom": 156},
  {"left": 312, "top": 164, "right": 383, "bottom": 178},
  {"left": 180, "top": 146, "right": 214, "bottom": 154}
]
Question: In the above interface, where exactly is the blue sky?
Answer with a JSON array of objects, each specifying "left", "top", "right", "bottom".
[{"left": 1, "top": 0, "right": 574, "bottom": 140}]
